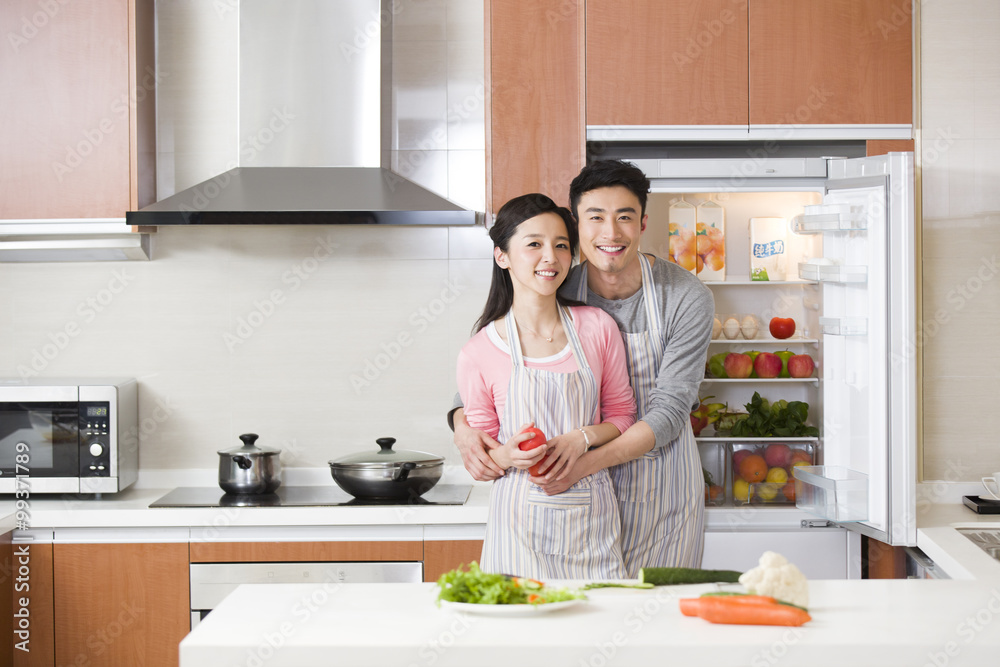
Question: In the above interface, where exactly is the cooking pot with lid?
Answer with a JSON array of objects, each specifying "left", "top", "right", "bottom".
[
  {"left": 218, "top": 433, "right": 282, "bottom": 495},
  {"left": 328, "top": 437, "right": 443, "bottom": 501}
]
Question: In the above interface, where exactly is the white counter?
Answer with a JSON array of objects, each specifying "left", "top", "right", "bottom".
[
  {"left": 180, "top": 579, "right": 1000, "bottom": 667},
  {"left": 916, "top": 498, "right": 1000, "bottom": 579}
]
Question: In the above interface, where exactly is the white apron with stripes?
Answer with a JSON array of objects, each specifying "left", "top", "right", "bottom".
[
  {"left": 480, "top": 306, "right": 627, "bottom": 579},
  {"left": 576, "top": 254, "right": 704, "bottom": 575}
]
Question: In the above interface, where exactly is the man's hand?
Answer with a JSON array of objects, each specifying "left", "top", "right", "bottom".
[
  {"left": 532, "top": 463, "right": 583, "bottom": 495},
  {"left": 530, "top": 428, "right": 588, "bottom": 481},
  {"left": 453, "top": 409, "right": 504, "bottom": 481}
]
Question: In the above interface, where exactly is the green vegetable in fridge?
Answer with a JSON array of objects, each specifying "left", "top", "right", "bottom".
[
  {"left": 730, "top": 392, "right": 819, "bottom": 438},
  {"left": 639, "top": 567, "right": 742, "bottom": 586},
  {"left": 714, "top": 411, "right": 749, "bottom": 434}
]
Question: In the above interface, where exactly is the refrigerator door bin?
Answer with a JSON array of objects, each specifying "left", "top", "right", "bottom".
[
  {"left": 792, "top": 204, "right": 867, "bottom": 233},
  {"left": 819, "top": 316, "right": 868, "bottom": 336},
  {"left": 794, "top": 465, "right": 868, "bottom": 522},
  {"left": 798, "top": 262, "right": 868, "bottom": 282}
]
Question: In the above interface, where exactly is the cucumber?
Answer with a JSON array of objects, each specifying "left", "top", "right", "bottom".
[{"left": 639, "top": 567, "right": 742, "bottom": 586}]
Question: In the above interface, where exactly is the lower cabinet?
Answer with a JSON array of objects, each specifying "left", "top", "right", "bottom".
[
  {"left": 423, "top": 540, "right": 485, "bottom": 582},
  {"left": 10, "top": 542, "right": 54, "bottom": 667},
  {"left": 53, "top": 543, "right": 189, "bottom": 667}
]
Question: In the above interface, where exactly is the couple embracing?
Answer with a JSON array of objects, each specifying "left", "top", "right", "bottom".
[{"left": 451, "top": 160, "right": 715, "bottom": 579}]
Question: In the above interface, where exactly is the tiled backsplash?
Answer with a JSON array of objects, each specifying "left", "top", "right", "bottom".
[{"left": 0, "top": 225, "right": 493, "bottom": 469}]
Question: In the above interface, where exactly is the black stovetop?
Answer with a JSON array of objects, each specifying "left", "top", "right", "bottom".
[{"left": 149, "top": 484, "right": 472, "bottom": 508}]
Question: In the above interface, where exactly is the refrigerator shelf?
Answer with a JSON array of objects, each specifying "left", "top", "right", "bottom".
[
  {"left": 700, "top": 378, "right": 819, "bottom": 384},
  {"left": 702, "top": 276, "right": 817, "bottom": 286},
  {"left": 708, "top": 337, "right": 819, "bottom": 346},
  {"left": 797, "top": 262, "right": 868, "bottom": 283},
  {"left": 696, "top": 436, "right": 819, "bottom": 442},
  {"left": 793, "top": 465, "right": 868, "bottom": 522},
  {"left": 819, "top": 316, "right": 868, "bottom": 336}
]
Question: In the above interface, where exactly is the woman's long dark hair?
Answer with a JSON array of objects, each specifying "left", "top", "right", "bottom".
[{"left": 472, "top": 193, "right": 582, "bottom": 334}]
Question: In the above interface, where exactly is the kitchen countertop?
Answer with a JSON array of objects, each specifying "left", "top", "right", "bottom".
[
  {"left": 916, "top": 492, "right": 1000, "bottom": 579},
  {"left": 180, "top": 579, "right": 1000, "bottom": 667}
]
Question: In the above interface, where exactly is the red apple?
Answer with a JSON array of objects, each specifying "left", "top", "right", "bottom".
[
  {"left": 787, "top": 354, "right": 816, "bottom": 378},
  {"left": 723, "top": 353, "right": 753, "bottom": 379},
  {"left": 769, "top": 317, "right": 795, "bottom": 339},
  {"left": 690, "top": 413, "right": 708, "bottom": 436},
  {"left": 764, "top": 443, "right": 791, "bottom": 468},
  {"left": 753, "top": 352, "right": 783, "bottom": 379},
  {"left": 733, "top": 449, "right": 752, "bottom": 469}
]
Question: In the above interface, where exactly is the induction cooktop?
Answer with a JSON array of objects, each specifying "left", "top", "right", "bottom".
[{"left": 149, "top": 484, "right": 472, "bottom": 508}]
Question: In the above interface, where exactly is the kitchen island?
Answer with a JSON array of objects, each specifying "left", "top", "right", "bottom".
[{"left": 180, "top": 579, "right": 1000, "bottom": 667}]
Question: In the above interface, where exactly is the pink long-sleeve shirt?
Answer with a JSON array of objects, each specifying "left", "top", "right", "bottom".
[{"left": 456, "top": 306, "right": 636, "bottom": 440}]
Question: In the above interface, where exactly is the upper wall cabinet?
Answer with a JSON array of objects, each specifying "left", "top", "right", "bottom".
[
  {"left": 487, "top": 0, "right": 585, "bottom": 214},
  {"left": 749, "top": 0, "right": 912, "bottom": 126},
  {"left": 0, "top": 0, "right": 155, "bottom": 220},
  {"left": 587, "top": 0, "right": 749, "bottom": 127},
  {"left": 585, "top": 0, "right": 912, "bottom": 139}
]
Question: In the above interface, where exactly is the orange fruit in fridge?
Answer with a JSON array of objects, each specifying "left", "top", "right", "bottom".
[
  {"left": 738, "top": 454, "right": 768, "bottom": 483},
  {"left": 782, "top": 482, "right": 796, "bottom": 502}
]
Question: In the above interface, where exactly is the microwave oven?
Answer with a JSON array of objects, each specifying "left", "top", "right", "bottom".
[{"left": 0, "top": 378, "right": 138, "bottom": 494}]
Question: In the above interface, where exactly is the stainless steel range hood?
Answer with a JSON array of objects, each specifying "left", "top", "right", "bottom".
[
  {"left": 127, "top": 0, "right": 482, "bottom": 227},
  {"left": 128, "top": 167, "right": 479, "bottom": 225}
]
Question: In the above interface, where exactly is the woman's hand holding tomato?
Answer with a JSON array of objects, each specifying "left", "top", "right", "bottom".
[{"left": 496, "top": 423, "right": 548, "bottom": 472}]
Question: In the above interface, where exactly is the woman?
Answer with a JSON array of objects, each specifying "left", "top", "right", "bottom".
[{"left": 456, "top": 193, "right": 636, "bottom": 579}]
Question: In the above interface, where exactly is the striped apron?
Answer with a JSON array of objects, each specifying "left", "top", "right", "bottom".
[
  {"left": 576, "top": 254, "right": 705, "bottom": 575},
  {"left": 480, "top": 306, "right": 627, "bottom": 579}
]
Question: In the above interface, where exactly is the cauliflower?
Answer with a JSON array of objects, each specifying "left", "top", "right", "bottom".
[{"left": 738, "top": 551, "right": 809, "bottom": 608}]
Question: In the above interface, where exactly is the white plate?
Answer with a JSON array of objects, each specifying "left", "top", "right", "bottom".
[{"left": 440, "top": 598, "right": 586, "bottom": 616}]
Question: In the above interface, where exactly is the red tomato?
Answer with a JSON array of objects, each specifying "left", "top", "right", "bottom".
[
  {"left": 518, "top": 427, "right": 547, "bottom": 476},
  {"left": 518, "top": 427, "right": 547, "bottom": 451},
  {"left": 768, "top": 317, "right": 795, "bottom": 340}
]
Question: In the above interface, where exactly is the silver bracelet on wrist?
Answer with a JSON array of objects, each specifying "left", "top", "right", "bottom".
[{"left": 578, "top": 426, "right": 591, "bottom": 450}]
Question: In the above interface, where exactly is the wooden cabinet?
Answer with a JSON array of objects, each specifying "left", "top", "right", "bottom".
[
  {"left": 190, "top": 540, "right": 423, "bottom": 563},
  {"left": 582, "top": 0, "right": 911, "bottom": 129},
  {"left": 53, "top": 543, "right": 189, "bottom": 667},
  {"left": 587, "top": 0, "right": 749, "bottom": 126},
  {"left": 748, "top": 0, "right": 912, "bottom": 126},
  {"left": 0, "top": 0, "right": 155, "bottom": 220},
  {"left": 10, "top": 543, "right": 54, "bottom": 667},
  {"left": 486, "top": 0, "right": 585, "bottom": 213},
  {"left": 423, "top": 540, "right": 484, "bottom": 582}
]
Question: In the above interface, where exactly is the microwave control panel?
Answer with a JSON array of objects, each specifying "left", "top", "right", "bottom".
[{"left": 79, "top": 402, "right": 111, "bottom": 476}]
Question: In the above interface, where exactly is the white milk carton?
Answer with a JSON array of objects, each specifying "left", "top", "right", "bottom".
[{"left": 749, "top": 217, "right": 788, "bottom": 281}]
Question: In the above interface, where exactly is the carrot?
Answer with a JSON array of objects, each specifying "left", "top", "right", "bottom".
[
  {"left": 679, "top": 596, "right": 811, "bottom": 626},
  {"left": 528, "top": 593, "right": 542, "bottom": 603},
  {"left": 699, "top": 593, "right": 778, "bottom": 605}
]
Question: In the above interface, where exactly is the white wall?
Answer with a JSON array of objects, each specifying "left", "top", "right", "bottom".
[{"left": 0, "top": 225, "right": 492, "bottom": 470}]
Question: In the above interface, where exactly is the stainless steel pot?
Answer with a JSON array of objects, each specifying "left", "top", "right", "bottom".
[
  {"left": 218, "top": 433, "right": 282, "bottom": 495},
  {"left": 328, "top": 437, "right": 443, "bottom": 501}
]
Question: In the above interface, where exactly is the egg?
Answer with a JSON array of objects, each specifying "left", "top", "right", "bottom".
[
  {"left": 712, "top": 317, "right": 722, "bottom": 339},
  {"left": 741, "top": 315, "right": 759, "bottom": 339},
  {"left": 722, "top": 317, "right": 741, "bottom": 340}
]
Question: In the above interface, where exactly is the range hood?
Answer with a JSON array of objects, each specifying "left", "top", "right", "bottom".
[
  {"left": 128, "top": 0, "right": 482, "bottom": 227},
  {"left": 127, "top": 167, "right": 480, "bottom": 226}
]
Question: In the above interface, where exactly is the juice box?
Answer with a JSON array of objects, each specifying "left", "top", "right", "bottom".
[
  {"left": 667, "top": 198, "right": 697, "bottom": 274},
  {"left": 696, "top": 200, "right": 726, "bottom": 281},
  {"left": 749, "top": 217, "right": 788, "bottom": 281}
]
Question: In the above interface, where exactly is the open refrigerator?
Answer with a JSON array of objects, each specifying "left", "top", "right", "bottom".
[{"left": 633, "top": 153, "right": 917, "bottom": 579}]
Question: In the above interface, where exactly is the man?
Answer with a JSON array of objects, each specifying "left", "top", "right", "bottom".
[{"left": 452, "top": 160, "right": 714, "bottom": 574}]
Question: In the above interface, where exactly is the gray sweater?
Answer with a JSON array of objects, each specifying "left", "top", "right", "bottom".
[{"left": 560, "top": 255, "right": 715, "bottom": 449}]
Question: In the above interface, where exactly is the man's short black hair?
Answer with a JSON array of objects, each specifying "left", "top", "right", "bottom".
[{"left": 568, "top": 159, "right": 651, "bottom": 220}]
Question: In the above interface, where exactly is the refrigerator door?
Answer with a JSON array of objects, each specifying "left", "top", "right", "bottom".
[{"left": 810, "top": 153, "right": 917, "bottom": 546}]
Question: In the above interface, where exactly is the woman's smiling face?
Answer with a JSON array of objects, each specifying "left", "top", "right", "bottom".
[{"left": 494, "top": 211, "right": 574, "bottom": 298}]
